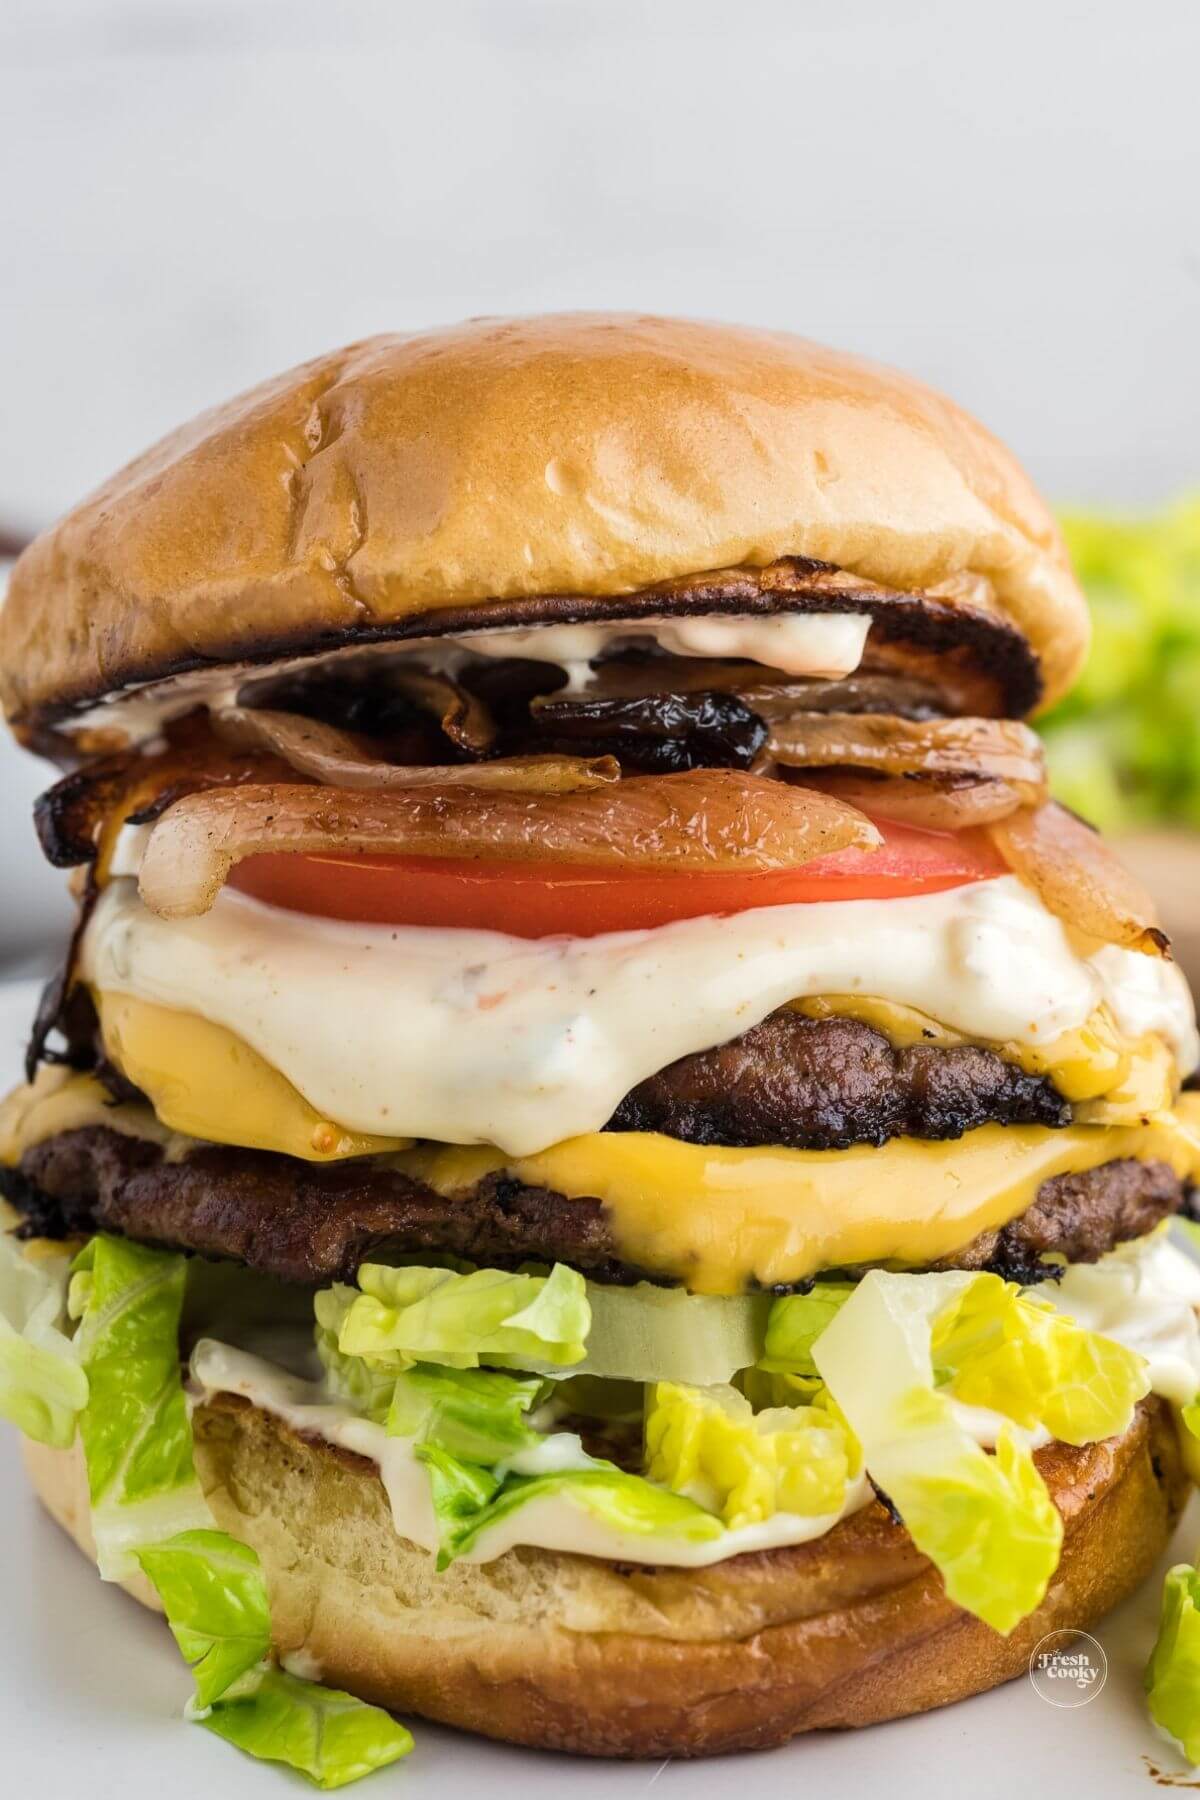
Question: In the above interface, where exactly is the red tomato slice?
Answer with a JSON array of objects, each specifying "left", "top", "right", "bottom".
[{"left": 227, "top": 820, "right": 1007, "bottom": 937}]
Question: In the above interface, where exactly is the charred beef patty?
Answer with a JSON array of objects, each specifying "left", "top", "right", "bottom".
[
  {"left": 3, "top": 1126, "right": 1184, "bottom": 1290},
  {"left": 610, "top": 1010, "right": 1069, "bottom": 1149}
]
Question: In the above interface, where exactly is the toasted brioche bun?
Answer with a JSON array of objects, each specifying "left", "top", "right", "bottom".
[
  {"left": 0, "top": 315, "right": 1086, "bottom": 730},
  {"left": 24, "top": 1392, "right": 1184, "bottom": 1758}
]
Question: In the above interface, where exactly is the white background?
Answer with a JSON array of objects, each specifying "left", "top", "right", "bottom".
[{"left": 1, "top": 0, "right": 1198, "bottom": 958}]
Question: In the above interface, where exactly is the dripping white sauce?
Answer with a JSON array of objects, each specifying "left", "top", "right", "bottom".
[
  {"left": 63, "top": 611, "right": 871, "bottom": 744},
  {"left": 82, "top": 875, "right": 1198, "bottom": 1156}
]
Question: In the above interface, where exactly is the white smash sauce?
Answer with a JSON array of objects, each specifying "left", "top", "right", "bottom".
[
  {"left": 188, "top": 1338, "right": 869, "bottom": 1568},
  {"left": 82, "top": 875, "right": 1198, "bottom": 1157},
  {"left": 188, "top": 1235, "right": 1200, "bottom": 1567},
  {"left": 63, "top": 611, "right": 870, "bottom": 744},
  {"left": 1043, "top": 1230, "right": 1200, "bottom": 1404},
  {"left": 428, "top": 611, "right": 871, "bottom": 691}
]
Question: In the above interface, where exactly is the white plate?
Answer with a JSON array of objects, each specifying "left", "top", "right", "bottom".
[{"left": 0, "top": 974, "right": 1194, "bottom": 1795}]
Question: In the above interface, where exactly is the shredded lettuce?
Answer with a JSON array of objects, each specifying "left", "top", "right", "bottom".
[
  {"left": 337, "top": 1262, "right": 589, "bottom": 1371},
  {"left": 761, "top": 1282, "right": 854, "bottom": 1376},
  {"left": 0, "top": 1228, "right": 87, "bottom": 1447},
  {"left": 1147, "top": 1562, "right": 1200, "bottom": 1764},
  {"left": 645, "top": 1380, "right": 855, "bottom": 1528},
  {"left": 417, "top": 1440, "right": 722, "bottom": 1568},
  {"left": 133, "top": 1529, "right": 272, "bottom": 1708},
  {"left": 314, "top": 1287, "right": 396, "bottom": 1423},
  {"left": 812, "top": 1270, "right": 1063, "bottom": 1633},
  {"left": 132, "top": 1525, "right": 412, "bottom": 1785},
  {"left": 930, "top": 1275, "right": 1149, "bottom": 1444},
  {"left": 196, "top": 1666, "right": 413, "bottom": 1789},
  {"left": 386, "top": 1363, "right": 544, "bottom": 1462},
  {"left": 40, "top": 1235, "right": 416, "bottom": 1786},
  {"left": 70, "top": 1236, "right": 210, "bottom": 1576},
  {"left": 325, "top": 1266, "right": 764, "bottom": 1389}
]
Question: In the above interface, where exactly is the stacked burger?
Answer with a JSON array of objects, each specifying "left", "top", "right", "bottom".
[{"left": 4, "top": 314, "right": 1200, "bottom": 1778}]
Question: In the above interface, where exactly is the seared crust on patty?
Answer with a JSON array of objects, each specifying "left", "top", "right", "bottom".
[
  {"left": 4, "top": 1126, "right": 1185, "bottom": 1288},
  {"left": 611, "top": 1009, "right": 1069, "bottom": 1149},
  {"left": 24, "top": 1395, "right": 1187, "bottom": 1756},
  {"left": 933, "top": 1156, "right": 1186, "bottom": 1280}
]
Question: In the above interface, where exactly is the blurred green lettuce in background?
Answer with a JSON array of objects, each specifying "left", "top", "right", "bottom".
[{"left": 1041, "top": 498, "right": 1200, "bottom": 832}]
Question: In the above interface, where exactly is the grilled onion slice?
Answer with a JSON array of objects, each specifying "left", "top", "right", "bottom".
[
  {"left": 137, "top": 771, "right": 882, "bottom": 919},
  {"left": 214, "top": 708, "right": 618, "bottom": 794},
  {"left": 382, "top": 667, "right": 497, "bottom": 753},
  {"left": 240, "top": 662, "right": 497, "bottom": 754},
  {"left": 767, "top": 714, "right": 1046, "bottom": 802},
  {"left": 797, "top": 770, "right": 1026, "bottom": 830},
  {"left": 526, "top": 659, "right": 949, "bottom": 721},
  {"left": 989, "top": 802, "right": 1168, "bottom": 956}
]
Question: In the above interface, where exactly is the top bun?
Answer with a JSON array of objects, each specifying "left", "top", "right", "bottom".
[{"left": 0, "top": 314, "right": 1087, "bottom": 729}]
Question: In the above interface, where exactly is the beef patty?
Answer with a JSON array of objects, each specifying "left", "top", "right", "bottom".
[
  {"left": 610, "top": 1010, "right": 1069, "bottom": 1148},
  {"left": 3, "top": 1125, "right": 1183, "bottom": 1291}
]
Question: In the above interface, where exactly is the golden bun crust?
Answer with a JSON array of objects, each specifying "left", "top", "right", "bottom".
[
  {"left": 24, "top": 1392, "right": 1185, "bottom": 1758},
  {"left": 0, "top": 314, "right": 1086, "bottom": 728}
]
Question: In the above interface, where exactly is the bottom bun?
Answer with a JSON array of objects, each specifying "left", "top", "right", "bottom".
[{"left": 25, "top": 1393, "right": 1188, "bottom": 1758}]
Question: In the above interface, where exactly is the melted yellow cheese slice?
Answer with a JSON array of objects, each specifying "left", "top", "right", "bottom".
[
  {"left": 7, "top": 989, "right": 1193, "bottom": 1291},
  {"left": 398, "top": 1113, "right": 1200, "bottom": 1294},
  {"left": 0, "top": 1064, "right": 177, "bottom": 1168},
  {"left": 6, "top": 1054, "right": 1199, "bottom": 1297},
  {"left": 93, "top": 992, "right": 413, "bottom": 1162},
  {"left": 80, "top": 985, "right": 1175, "bottom": 1170}
]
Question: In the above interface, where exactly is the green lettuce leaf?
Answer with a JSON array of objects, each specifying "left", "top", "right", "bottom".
[
  {"left": 325, "top": 1267, "right": 764, "bottom": 1391},
  {"left": 0, "top": 1228, "right": 87, "bottom": 1447},
  {"left": 314, "top": 1287, "right": 396, "bottom": 1424},
  {"left": 386, "top": 1363, "right": 543, "bottom": 1462},
  {"left": 133, "top": 1529, "right": 271, "bottom": 1708},
  {"left": 133, "top": 1524, "right": 415, "bottom": 1785},
  {"left": 761, "top": 1282, "right": 854, "bottom": 1376},
  {"left": 812, "top": 1269, "right": 1063, "bottom": 1633},
  {"left": 644, "top": 1380, "right": 855, "bottom": 1528},
  {"left": 337, "top": 1262, "right": 589, "bottom": 1371},
  {"left": 1146, "top": 1562, "right": 1200, "bottom": 1763},
  {"left": 931, "top": 1274, "right": 1149, "bottom": 1444},
  {"left": 416, "top": 1441, "right": 722, "bottom": 1568},
  {"left": 11, "top": 1234, "right": 418, "bottom": 1785},
  {"left": 198, "top": 1666, "right": 413, "bottom": 1790},
  {"left": 71, "top": 1236, "right": 210, "bottom": 1576}
]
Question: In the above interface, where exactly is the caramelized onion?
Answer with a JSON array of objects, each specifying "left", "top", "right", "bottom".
[
  {"left": 241, "top": 662, "right": 498, "bottom": 754},
  {"left": 796, "top": 770, "right": 1026, "bottom": 830},
  {"left": 35, "top": 723, "right": 293, "bottom": 871},
  {"left": 524, "top": 689, "right": 766, "bottom": 773},
  {"left": 137, "top": 772, "right": 882, "bottom": 919},
  {"left": 214, "top": 708, "right": 618, "bottom": 794},
  {"left": 529, "top": 658, "right": 948, "bottom": 720},
  {"left": 989, "top": 802, "right": 1168, "bottom": 956},
  {"left": 383, "top": 667, "right": 497, "bottom": 753},
  {"left": 767, "top": 714, "right": 1046, "bottom": 802}
]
